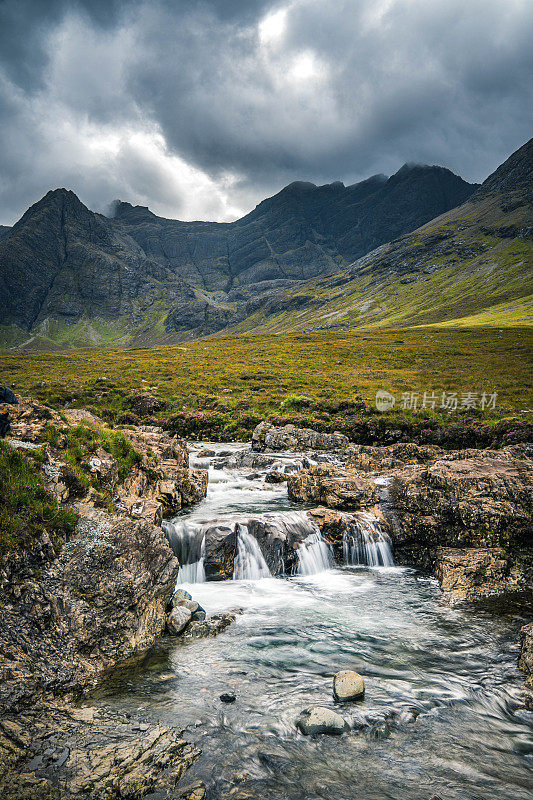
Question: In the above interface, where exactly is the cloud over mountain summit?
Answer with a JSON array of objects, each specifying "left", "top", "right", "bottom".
[{"left": 1, "top": 0, "right": 532, "bottom": 225}]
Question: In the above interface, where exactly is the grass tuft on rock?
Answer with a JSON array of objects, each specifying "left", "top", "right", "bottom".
[{"left": 0, "top": 441, "right": 78, "bottom": 555}]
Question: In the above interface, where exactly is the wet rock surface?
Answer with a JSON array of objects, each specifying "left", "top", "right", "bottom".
[
  {"left": 0, "top": 513, "right": 179, "bottom": 709},
  {"left": 434, "top": 547, "right": 523, "bottom": 601},
  {"left": 252, "top": 421, "right": 349, "bottom": 452},
  {"left": 288, "top": 463, "right": 379, "bottom": 510},
  {"left": 296, "top": 707, "right": 350, "bottom": 736},
  {"left": 0, "top": 704, "right": 199, "bottom": 799}
]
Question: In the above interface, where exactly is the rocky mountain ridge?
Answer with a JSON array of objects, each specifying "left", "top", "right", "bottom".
[
  {"left": 231, "top": 138, "right": 533, "bottom": 333},
  {"left": 0, "top": 161, "right": 478, "bottom": 348}
]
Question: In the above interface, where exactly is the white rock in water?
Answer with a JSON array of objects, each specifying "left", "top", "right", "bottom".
[
  {"left": 296, "top": 707, "right": 349, "bottom": 736},
  {"left": 333, "top": 670, "right": 365, "bottom": 701},
  {"left": 166, "top": 606, "right": 192, "bottom": 635}
]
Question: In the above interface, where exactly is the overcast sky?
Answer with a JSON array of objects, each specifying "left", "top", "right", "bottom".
[{"left": 1, "top": 0, "right": 532, "bottom": 225}]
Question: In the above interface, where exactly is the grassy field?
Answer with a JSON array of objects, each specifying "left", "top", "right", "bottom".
[{"left": 1, "top": 327, "right": 532, "bottom": 443}]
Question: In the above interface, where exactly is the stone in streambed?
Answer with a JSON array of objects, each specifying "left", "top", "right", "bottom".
[
  {"left": 296, "top": 707, "right": 349, "bottom": 736},
  {"left": 333, "top": 670, "right": 365, "bottom": 701},
  {"left": 178, "top": 599, "right": 200, "bottom": 613},
  {"left": 220, "top": 692, "right": 236, "bottom": 703},
  {"left": 172, "top": 588, "right": 192, "bottom": 605},
  {"left": 166, "top": 606, "right": 192, "bottom": 635}
]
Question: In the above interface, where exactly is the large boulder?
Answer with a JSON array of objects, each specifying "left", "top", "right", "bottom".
[
  {"left": 389, "top": 452, "right": 533, "bottom": 574},
  {"left": 252, "top": 422, "right": 349, "bottom": 452},
  {"left": 0, "top": 513, "right": 179, "bottom": 708},
  {"left": 288, "top": 464, "right": 379, "bottom": 510}
]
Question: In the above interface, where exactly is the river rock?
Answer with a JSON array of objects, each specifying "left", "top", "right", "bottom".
[
  {"left": 252, "top": 422, "right": 349, "bottom": 452},
  {"left": 333, "top": 670, "right": 365, "bottom": 701},
  {"left": 288, "top": 464, "right": 379, "bottom": 510},
  {"left": 177, "top": 781, "right": 207, "bottom": 799},
  {"left": 178, "top": 599, "right": 200, "bottom": 613},
  {"left": 434, "top": 546, "right": 521, "bottom": 600},
  {"left": 167, "top": 606, "right": 192, "bottom": 635},
  {"left": 265, "top": 469, "right": 287, "bottom": 483},
  {"left": 203, "top": 525, "right": 237, "bottom": 581},
  {"left": 172, "top": 588, "right": 193, "bottom": 604},
  {"left": 296, "top": 707, "right": 350, "bottom": 736},
  {"left": 197, "top": 448, "right": 216, "bottom": 457}
]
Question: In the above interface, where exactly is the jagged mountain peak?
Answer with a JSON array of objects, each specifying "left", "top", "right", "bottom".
[
  {"left": 474, "top": 137, "right": 533, "bottom": 199},
  {"left": 111, "top": 200, "right": 159, "bottom": 222},
  {"left": 1, "top": 139, "right": 502, "bottom": 347}
]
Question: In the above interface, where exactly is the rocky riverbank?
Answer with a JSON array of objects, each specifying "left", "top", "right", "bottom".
[
  {"left": 0, "top": 398, "right": 226, "bottom": 798},
  {"left": 254, "top": 424, "right": 533, "bottom": 702},
  {"left": 1, "top": 406, "right": 532, "bottom": 796}
]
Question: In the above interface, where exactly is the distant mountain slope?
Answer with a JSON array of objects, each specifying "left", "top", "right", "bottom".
[
  {"left": 0, "top": 161, "right": 477, "bottom": 348},
  {"left": 229, "top": 138, "right": 533, "bottom": 334}
]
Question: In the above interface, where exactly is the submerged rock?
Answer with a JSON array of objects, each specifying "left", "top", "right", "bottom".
[
  {"left": 333, "top": 670, "right": 365, "bottom": 701},
  {"left": 520, "top": 622, "right": 533, "bottom": 706},
  {"left": 220, "top": 692, "right": 236, "bottom": 703},
  {"left": 296, "top": 707, "right": 350, "bottom": 736},
  {"left": 177, "top": 781, "right": 207, "bottom": 799}
]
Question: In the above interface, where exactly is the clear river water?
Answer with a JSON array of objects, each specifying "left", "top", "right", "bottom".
[{"left": 94, "top": 444, "right": 533, "bottom": 800}]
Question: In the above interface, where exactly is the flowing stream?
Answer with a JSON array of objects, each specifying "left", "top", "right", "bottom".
[{"left": 95, "top": 443, "right": 533, "bottom": 800}]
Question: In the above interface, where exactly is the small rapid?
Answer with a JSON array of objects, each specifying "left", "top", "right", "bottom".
[{"left": 96, "top": 442, "right": 533, "bottom": 800}]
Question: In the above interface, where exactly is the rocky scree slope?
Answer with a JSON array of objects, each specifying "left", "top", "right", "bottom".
[
  {"left": 0, "top": 163, "right": 476, "bottom": 348},
  {"left": 0, "top": 399, "right": 216, "bottom": 798},
  {"left": 231, "top": 137, "right": 533, "bottom": 333}
]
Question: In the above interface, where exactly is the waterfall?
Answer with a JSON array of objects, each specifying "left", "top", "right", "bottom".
[
  {"left": 342, "top": 514, "right": 394, "bottom": 567},
  {"left": 163, "top": 520, "right": 206, "bottom": 583},
  {"left": 233, "top": 524, "right": 272, "bottom": 580},
  {"left": 296, "top": 530, "right": 335, "bottom": 576}
]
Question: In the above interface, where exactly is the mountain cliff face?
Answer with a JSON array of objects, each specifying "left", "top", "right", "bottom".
[
  {"left": 229, "top": 138, "right": 533, "bottom": 334},
  {"left": 0, "top": 162, "right": 477, "bottom": 348}
]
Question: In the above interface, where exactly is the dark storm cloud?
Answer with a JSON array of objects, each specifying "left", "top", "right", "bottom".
[{"left": 0, "top": 0, "right": 532, "bottom": 224}]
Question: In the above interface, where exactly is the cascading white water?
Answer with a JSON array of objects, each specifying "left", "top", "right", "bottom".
[
  {"left": 163, "top": 520, "right": 207, "bottom": 583},
  {"left": 296, "top": 530, "right": 335, "bottom": 576},
  {"left": 342, "top": 513, "right": 395, "bottom": 567},
  {"left": 233, "top": 524, "right": 272, "bottom": 580}
]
